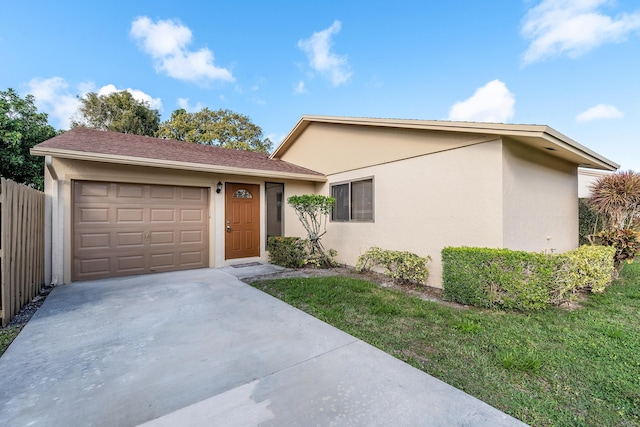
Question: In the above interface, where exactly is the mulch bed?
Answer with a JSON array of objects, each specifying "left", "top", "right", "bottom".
[{"left": 2, "top": 284, "right": 55, "bottom": 330}]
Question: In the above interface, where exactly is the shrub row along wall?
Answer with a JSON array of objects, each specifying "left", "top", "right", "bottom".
[
  {"left": 442, "top": 245, "right": 615, "bottom": 311},
  {"left": 0, "top": 178, "right": 46, "bottom": 326},
  {"left": 356, "top": 246, "right": 430, "bottom": 285}
]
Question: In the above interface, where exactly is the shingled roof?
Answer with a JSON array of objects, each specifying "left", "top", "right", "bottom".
[{"left": 31, "top": 127, "right": 324, "bottom": 180}]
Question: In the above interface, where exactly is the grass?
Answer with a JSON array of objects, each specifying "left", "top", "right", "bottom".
[
  {"left": 0, "top": 326, "right": 22, "bottom": 357},
  {"left": 252, "top": 263, "right": 640, "bottom": 427}
]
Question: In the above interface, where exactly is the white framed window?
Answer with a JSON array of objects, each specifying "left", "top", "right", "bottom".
[{"left": 331, "top": 178, "right": 374, "bottom": 222}]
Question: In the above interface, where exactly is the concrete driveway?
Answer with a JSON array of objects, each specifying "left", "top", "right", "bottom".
[{"left": 0, "top": 265, "right": 527, "bottom": 426}]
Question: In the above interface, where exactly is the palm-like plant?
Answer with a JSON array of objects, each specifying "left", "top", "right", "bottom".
[
  {"left": 589, "top": 170, "right": 640, "bottom": 230},
  {"left": 588, "top": 171, "right": 640, "bottom": 270}
]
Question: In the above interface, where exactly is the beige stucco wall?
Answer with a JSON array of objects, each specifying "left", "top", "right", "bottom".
[
  {"left": 44, "top": 157, "right": 316, "bottom": 284},
  {"left": 501, "top": 139, "right": 578, "bottom": 254},
  {"left": 318, "top": 140, "right": 505, "bottom": 287},
  {"left": 281, "top": 132, "right": 580, "bottom": 288},
  {"left": 280, "top": 122, "right": 493, "bottom": 175}
]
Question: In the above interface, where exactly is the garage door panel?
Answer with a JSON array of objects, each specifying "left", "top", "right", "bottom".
[
  {"left": 117, "top": 232, "right": 145, "bottom": 247},
  {"left": 77, "top": 182, "right": 109, "bottom": 198},
  {"left": 150, "top": 253, "right": 175, "bottom": 269},
  {"left": 181, "top": 187, "right": 206, "bottom": 201},
  {"left": 116, "top": 208, "right": 145, "bottom": 223},
  {"left": 180, "top": 209, "right": 204, "bottom": 222},
  {"left": 77, "top": 258, "right": 110, "bottom": 275},
  {"left": 79, "top": 208, "right": 110, "bottom": 223},
  {"left": 150, "top": 231, "right": 175, "bottom": 245},
  {"left": 180, "top": 251, "right": 204, "bottom": 266},
  {"left": 116, "top": 184, "right": 145, "bottom": 198},
  {"left": 117, "top": 255, "right": 146, "bottom": 271},
  {"left": 180, "top": 230, "right": 205, "bottom": 244},
  {"left": 150, "top": 209, "right": 176, "bottom": 223},
  {"left": 79, "top": 233, "right": 110, "bottom": 250},
  {"left": 73, "top": 181, "right": 209, "bottom": 281},
  {"left": 150, "top": 186, "right": 175, "bottom": 199}
]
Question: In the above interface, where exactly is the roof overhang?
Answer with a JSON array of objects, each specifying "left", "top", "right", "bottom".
[
  {"left": 31, "top": 147, "right": 327, "bottom": 182},
  {"left": 272, "top": 115, "right": 619, "bottom": 171}
]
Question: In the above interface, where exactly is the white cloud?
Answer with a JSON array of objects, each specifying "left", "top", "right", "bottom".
[
  {"left": 298, "top": 20, "right": 352, "bottom": 86},
  {"left": 25, "top": 78, "right": 163, "bottom": 130},
  {"left": 97, "top": 84, "right": 163, "bottom": 111},
  {"left": 294, "top": 80, "right": 307, "bottom": 95},
  {"left": 26, "top": 77, "right": 81, "bottom": 130},
  {"left": 521, "top": 0, "right": 640, "bottom": 64},
  {"left": 177, "top": 97, "right": 205, "bottom": 112},
  {"left": 576, "top": 103, "right": 624, "bottom": 121},
  {"left": 130, "top": 16, "right": 234, "bottom": 84},
  {"left": 447, "top": 80, "right": 515, "bottom": 123},
  {"left": 266, "top": 132, "right": 287, "bottom": 144}
]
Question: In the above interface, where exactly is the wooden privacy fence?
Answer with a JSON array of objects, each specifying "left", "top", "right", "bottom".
[{"left": 0, "top": 178, "right": 45, "bottom": 327}]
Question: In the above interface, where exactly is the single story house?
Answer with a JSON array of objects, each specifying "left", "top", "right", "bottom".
[{"left": 31, "top": 116, "right": 618, "bottom": 287}]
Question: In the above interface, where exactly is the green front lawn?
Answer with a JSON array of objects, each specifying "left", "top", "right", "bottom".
[{"left": 252, "top": 263, "right": 640, "bottom": 427}]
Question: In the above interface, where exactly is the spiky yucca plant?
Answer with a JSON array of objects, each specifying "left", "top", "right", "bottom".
[
  {"left": 589, "top": 170, "right": 640, "bottom": 230},
  {"left": 589, "top": 171, "right": 640, "bottom": 270}
]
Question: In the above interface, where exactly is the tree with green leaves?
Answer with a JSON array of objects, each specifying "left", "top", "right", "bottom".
[
  {"left": 287, "top": 194, "right": 336, "bottom": 266},
  {"left": 72, "top": 91, "right": 160, "bottom": 136},
  {"left": 156, "top": 108, "right": 273, "bottom": 152},
  {"left": 0, "top": 88, "right": 58, "bottom": 190}
]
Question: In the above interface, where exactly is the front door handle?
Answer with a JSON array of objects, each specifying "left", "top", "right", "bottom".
[{"left": 226, "top": 226, "right": 231, "bottom": 233}]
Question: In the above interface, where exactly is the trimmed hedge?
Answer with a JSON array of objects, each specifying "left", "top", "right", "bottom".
[
  {"left": 442, "top": 245, "right": 616, "bottom": 311},
  {"left": 356, "top": 247, "right": 430, "bottom": 285},
  {"left": 553, "top": 245, "right": 616, "bottom": 303},
  {"left": 442, "top": 247, "right": 555, "bottom": 310},
  {"left": 267, "top": 236, "right": 307, "bottom": 268}
]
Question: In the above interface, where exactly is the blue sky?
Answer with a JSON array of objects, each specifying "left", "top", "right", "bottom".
[{"left": 2, "top": 0, "right": 639, "bottom": 170}]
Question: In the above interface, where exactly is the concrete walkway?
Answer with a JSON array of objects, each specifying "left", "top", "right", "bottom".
[{"left": 0, "top": 265, "right": 527, "bottom": 426}]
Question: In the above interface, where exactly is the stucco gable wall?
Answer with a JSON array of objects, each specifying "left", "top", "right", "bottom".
[
  {"left": 501, "top": 139, "right": 578, "bottom": 254},
  {"left": 278, "top": 122, "right": 492, "bottom": 175},
  {"left": 317, "top": 140, "right": 504, "bottom": 288}
]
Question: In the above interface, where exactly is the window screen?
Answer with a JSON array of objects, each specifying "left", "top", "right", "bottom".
[
  {"left": 330, "top": 178, "right": 373, "bottom": 222},
  {"left": 351, "top": 179, "right": 373, "bottom": 221},
  {"left": 331, "top": 183, "right": 349, "bottom": 221}
]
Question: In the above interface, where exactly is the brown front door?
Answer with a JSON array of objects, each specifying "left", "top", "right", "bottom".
[{"left": 225, "top": 183, "right": 260, "bottom": 259}]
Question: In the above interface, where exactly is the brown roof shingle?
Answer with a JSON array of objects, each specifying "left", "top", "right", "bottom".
[{"left": 32, "top": 127, "right": 323, "bottom": 177}]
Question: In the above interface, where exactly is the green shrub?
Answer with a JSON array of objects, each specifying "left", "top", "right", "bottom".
[
  {"left": 442, "top": 247, "right": 555, "bottom": 310},
  {"left": 579, "top": 198, "right": 602, "bottom": 245},
  {"left": 266, "top": 236, "right": 337, "bottom": 269},
  {"left": 442, "top": 246, "right": 617, "bottom": 310},
  {"left": 304, "top": 247, "right": 338, "bottom": 269},
  {"left": 267, "top": 237, "right": 307, "bottom": 268},
  {"left": 356, "top": 247, "right": 430, "bottom": 285},
  {"left": 592, "top": 228, "right": 640, "bottom": 271},
  {"left": 553, "top": 245, "right": 616, "bottom": 303}
]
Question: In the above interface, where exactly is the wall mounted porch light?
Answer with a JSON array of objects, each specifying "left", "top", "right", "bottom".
[{"left": 216, "top": 182, "right": 223, "bottom": 193}]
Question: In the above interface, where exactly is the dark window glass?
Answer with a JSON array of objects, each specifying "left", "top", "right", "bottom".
[
  {"left": 331, "top": 183, "right": 349, "bottom": 221},
  {"left": 330, "top": 179, "right": 373, "bottom": 222}
]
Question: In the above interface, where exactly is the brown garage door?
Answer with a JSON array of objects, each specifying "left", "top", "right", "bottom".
[{"left": 73, "top": 181, "right": 209, "bottom": 281}]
